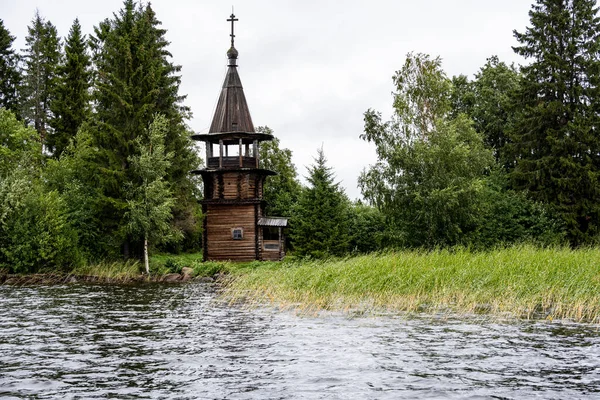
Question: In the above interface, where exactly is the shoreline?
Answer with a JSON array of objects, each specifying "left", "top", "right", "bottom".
[
  {"left": 3, "top": 246, "right": 600, "bottom": 323},
  {"left": 222, "top": 246, "right": 600, "bottom": 324},
  {"left": 0, "top": 271, "right": 219, "bottom": 285}
]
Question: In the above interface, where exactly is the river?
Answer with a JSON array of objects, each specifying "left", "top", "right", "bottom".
[{"left": 0, "top": 283, "right": 599, "bottom": 399}]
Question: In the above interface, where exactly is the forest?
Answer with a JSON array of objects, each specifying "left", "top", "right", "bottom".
[{"left": 0, "top": 0, "right": 599, "bottom": 274}]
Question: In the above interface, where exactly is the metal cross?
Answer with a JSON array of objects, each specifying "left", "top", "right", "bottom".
[{"left": 227, "top": 13, "right": 238, "bottom": 47}]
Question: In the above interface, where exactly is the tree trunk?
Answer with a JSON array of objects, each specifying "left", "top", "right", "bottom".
[{"left": 144, "top": 235, "right": 149, "bottom": 274}]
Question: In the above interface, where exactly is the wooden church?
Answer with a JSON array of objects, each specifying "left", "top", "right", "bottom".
[{"left": 192, "top": 14, "right": 288, "bottom": 262}]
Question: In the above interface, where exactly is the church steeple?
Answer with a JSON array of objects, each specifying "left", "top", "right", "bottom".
[
  {"left": 192, "top": 12, "right": 287, "bottom": 262},
  {"left": 209, "top": 13, "right": 254, "bottom": 134}
]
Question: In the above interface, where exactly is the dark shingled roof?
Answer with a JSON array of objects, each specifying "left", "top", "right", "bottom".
[{"left": 208, "top": 51, "right": 255, "bottom": 134}]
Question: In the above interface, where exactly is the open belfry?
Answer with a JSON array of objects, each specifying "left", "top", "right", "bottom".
[{"left": 192, "top": 14, "right": 288, "bottom": 261}]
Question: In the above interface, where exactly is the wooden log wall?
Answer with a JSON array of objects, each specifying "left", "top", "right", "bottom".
[
  {"left": 262, "top": 240, "right": 281, "bottom": 261},
  {"left": 205, "top": 204, "right": 257, "bottom": 261},
  {"left": 207, "top": 172, "right": 259, "bottom": 200}
]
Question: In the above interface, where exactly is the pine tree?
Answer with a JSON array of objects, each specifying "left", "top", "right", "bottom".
[
  {"left": 21, "top": 11, "right": 61, "bottom": 143},
  {"left": 48, "top": 18, "right": 91, "bottom": 157},
  {"left": 510, "top": 0, "right": 600, "bottom": 244},
  {"left": 89, "top": 0, "right": 199, "bottom": 257},
  {"left": 0, "top": 20, "right": 21, "bottom": 116},
  {"left": 292, "top": 147, "right": 350, "bottom": 258}
]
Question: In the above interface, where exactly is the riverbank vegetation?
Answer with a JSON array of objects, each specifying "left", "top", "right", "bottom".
[
  {"left": 223, "top": 246, "right": 600, "bottom": 323},
  {"left": 0, "top": 0, "right": 599, "bottom": 310}
]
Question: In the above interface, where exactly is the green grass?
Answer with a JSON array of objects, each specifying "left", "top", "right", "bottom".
[
  {"left": 71, "top": 260, "right": 143, "bottom": 282},
  {"left": 222, "top": 245, "right": 600, "bottom": 322},
  {"left": 69, "top": 252, "right": 233, "bottom": 281},
  {"left": 149, "top": 252, "right": 236, "bottom": 277}
]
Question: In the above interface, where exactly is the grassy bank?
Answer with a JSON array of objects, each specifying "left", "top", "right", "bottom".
[
  {"left": 1, "top": 253, "right": 221, "bottom": 284},
  {"left": 223, "top": 246, "right": 600, "bottom": 322},
  {"left": 68, "top": 253, "right": 229, "bottom": 282}
]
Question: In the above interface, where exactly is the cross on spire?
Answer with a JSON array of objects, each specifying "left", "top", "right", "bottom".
[{"left": 227, "top": 12, "right": 238, "bottom": 48}]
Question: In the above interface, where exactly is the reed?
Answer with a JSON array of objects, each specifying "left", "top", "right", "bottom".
[
  {"left": 71, "top": 260, "right": 143, "bottom": 282},
  {"left": 223, "top": 245, "right": 600, "bottom": 322}
]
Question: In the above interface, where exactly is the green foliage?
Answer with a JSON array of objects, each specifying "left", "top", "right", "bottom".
[
  {"left": 89, "top": 0, "right": 200, "bottom": 255},
  {"left": 125, "top": 114, "right": 182, "bottom": 248},
  {"left": 0, "top": 182, "right": 81, "bottom": 273},
  {"left": 451, "top": 56, "right": 521, "bottom": 166},
  {"left": 21, "top": 11, "right": 61, "bottom": 142},
  {"left": 347, "top": 202, "right": 386, "bottom": 253},
  {"left": 293, "top": 147, "right": 350, "bottom": 258},
  {"left": 0, "top": 109, "right": 80, "bottom": 273},
  {"left": 164, "top": 258, "right": 183, "bottom": 274},
  {"left": 466, "top": 170, "right": 566, "bottom": 248},
  {"left": 390, "top": 53, "right": 452, "bottom": 138},
  {"left": 192, "top": 261, "right": 225, "bottom": 278},
  {"left": 48, "top": 18, "right": 91, "bottom": 157},
  {"left": 0, "top": 108, "right": 40, "bottom": 176},
  {"left": 257, "top": 126, "right": 301, "bottom": 218},
  {"left": 509, "top": 0, "right": 600, "bottom": 245},
  {"left": 360, "top": 53, "right": 495, "bottom": 247},
  {"left": 45, "top": 124, "right": 117, "bottom": 259},
  {"left": 0, "top": 20, "right": 22, "bottom": 117}
]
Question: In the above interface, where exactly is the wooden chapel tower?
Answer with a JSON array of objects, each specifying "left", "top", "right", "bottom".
[{"left": 192, "top": 14, "right": 288, "bottom": 262}]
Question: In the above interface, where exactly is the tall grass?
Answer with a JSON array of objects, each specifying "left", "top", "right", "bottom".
[
  {"left": 71, "top": 260, "right": 142, "bottom": 282},
  {"left": 223, "top": 245, "right": 600, "bottom": 322}
]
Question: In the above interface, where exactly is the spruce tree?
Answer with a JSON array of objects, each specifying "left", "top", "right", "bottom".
[
  {"left": 21, "top": 11, "right": 60, "bottom": 143},
  {"left": 510, "top": 0, "right": 600, "bottom": 244},
  {"left": 89, "top": 0, "right": 199, "bottom": 257},
  {"left": 292, "top": 148, "right": 350, "bottom": 258},
  {"left": 48, "top": 18, "right": 91, "bottom": 157},
  {"left": 0, "top": 20, "right": 21, "bottom": 117}
]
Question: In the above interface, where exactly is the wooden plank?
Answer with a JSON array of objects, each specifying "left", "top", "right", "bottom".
[{"left": 205, "top": 204, "right": 257, "bottom": 260}]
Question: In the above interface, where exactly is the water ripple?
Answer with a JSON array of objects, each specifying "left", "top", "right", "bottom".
[{"left": 0, "top": 284, "right": 599, "bottom": 399}]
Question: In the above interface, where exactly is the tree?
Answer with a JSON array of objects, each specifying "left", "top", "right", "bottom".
[
  {"left": 44, "top": 123, "right": 112, "bottom": 259},
  {"left": 359, "top": 53, "right": 495, "bottom": 247},
  {"left": 347, "top": 202, "right": 386, "bottom": 253},
  {"left": 510, "top": 0, "right": 600, "bottom": 244},
  {"left": 0, "top": 107, "right": 40, "bottom": 176},
  {"left": 48, "top": 18, "right": 91, "bottom": 157},
  {"left": 125, "top": 114, "right": 180, "bottom": 273},
  {"left": 451, "top": 56, "right": 521, "bottom": 167},
  {"left": 89, "top": 0, "right": 200, "bottom": 257},
  {"left": 0, "top": 20, "right": 21, "bottom": 116},
  {"left": 257, "top": 126, "right": 301, "bottom": 217},
  {"left": 0, "top": 108, "right": 80, "bottom": 273},
  {"left": 292, "top": 147, "right": 350, "bottom": 258},
  {"left": 21, "top": 11, "right": 60, "bottom": 143},
  {"left": 464, "top": 169, "right": 565, "bottom": 248},
  {"left": 471, "top": 57, "right": 520, "bottom": 166}
]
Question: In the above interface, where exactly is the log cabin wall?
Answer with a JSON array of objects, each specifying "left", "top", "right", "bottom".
[
  {"left": 205, "top": 172, "right": 260, "bottom": 200},
  {"left": 205, "top": 204, "right": 257, "bottom": 261}
]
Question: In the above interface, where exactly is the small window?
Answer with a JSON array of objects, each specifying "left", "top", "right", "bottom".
[{"left": 232, "top": 228, "right": 243, "bottom": 240}]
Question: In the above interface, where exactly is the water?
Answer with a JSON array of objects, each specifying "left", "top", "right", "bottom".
[{"left": 0, "top": 283, "right": 599, "bottom": 399}]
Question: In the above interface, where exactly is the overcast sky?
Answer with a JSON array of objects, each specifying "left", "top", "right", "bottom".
[{"left": 3, "top": 0, "right": 533, "bottom": 200}]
